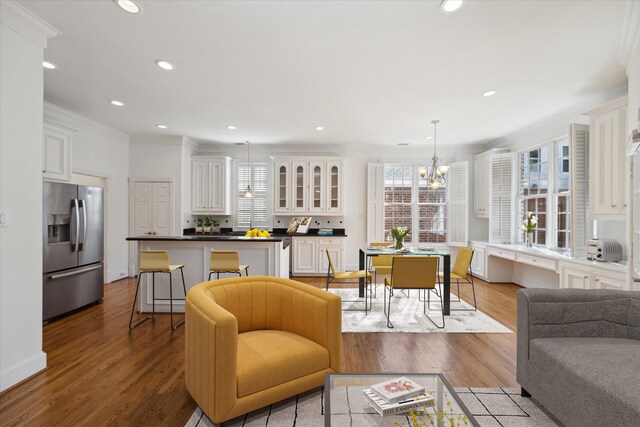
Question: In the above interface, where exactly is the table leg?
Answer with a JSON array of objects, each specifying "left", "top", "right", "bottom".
[
  {"left": 443, "top": 254, "right": 450, "bottom": 315},
  {"left": 358, "top": 249, "right": 365, "bottom": 298}
]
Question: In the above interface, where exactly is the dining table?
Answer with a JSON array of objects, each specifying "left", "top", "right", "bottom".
[{"left": 358, "top": 247, "right": 452, "bottom": 315}]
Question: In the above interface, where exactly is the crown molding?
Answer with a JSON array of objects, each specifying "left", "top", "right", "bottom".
[
  {"left": 618, "top": 0, "right": 640, "bottom": 67},
  {"left": 129, "top": 135, "right": 184, "bottom": 146},
  {"left": 44, "top": 102, "right": 130, "bottom": 144},
  {"left": 486, "top": 83, "right": 628, "bottom": 151},
  {"left": 0, "top": 1, "right": 60, "bottom": 48}
]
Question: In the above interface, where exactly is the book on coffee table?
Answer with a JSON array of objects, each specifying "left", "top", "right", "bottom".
[
  {"left": 369, "top": 376, "right": 425, "bottom": 404},
  {"left": 362, "top": 388, "right": 434, "bottom": 416}
]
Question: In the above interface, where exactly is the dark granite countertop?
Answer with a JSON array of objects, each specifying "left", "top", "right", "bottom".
[
  {"left": 182, "top": 228, "right": 347, "bottom": 237},
  {"left": 126, "top": 235, "right": 288, "bottom": 242}
]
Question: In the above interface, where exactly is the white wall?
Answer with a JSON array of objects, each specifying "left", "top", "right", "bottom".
[
  {"left": 129, "top": 135, "right": 184, "bottom": 236},
  {"left": 43, "top": 103, "right": 130, "bottom": 283},
  {"left": 0, "top": 2, "right": 57, "bottom": 392}
]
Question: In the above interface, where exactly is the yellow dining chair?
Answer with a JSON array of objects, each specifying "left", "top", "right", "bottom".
[
  {"left": 129, "top": 250, "right": 187, "bottom": 331},
  {"left": 368, "top": 241, "right": 395, "bottom": 297},
  {"left": 325, "top": 249, "right": 372, "bottom": 313},
  {"left": 438, "top": 247, "right": 476, "bottom": 311},
  {"left": 209, "top": 251, "right": 249, "bottom": 280},
  {"left": 384, "top": 256, "right": 443, "bottom": 329}
]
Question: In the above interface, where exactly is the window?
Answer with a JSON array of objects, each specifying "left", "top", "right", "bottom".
[
  {"left": 555, "top": 142, "right": 570, "bottom": 249},
  {"left": 517, "top": 137, "right": 571, "bottom": 250},
  {"left": 518, "top": 147, "right": 548, "bottom": 245},
  {"left": 236, "top": 163, "right": 269, "bottom": 229},
  {"left": 383, "top": 164, "right": 447, "bottom": 244}
]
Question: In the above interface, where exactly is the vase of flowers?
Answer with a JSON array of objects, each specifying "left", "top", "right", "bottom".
[
  {"left": 390, "top": 226, "right": 410, "bottom": 250},
  {"left": 521, "top": 212, "right": 537, "bottom": 248}
]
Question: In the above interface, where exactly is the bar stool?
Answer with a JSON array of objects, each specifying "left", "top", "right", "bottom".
[
  {"left": 208, "top": 251, "right": 249, "bottom": 280},
  {"left": 129, "top": 250, "right": 187, "bottom": 331}
]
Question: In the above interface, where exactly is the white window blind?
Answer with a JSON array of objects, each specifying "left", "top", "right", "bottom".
[
  {"left": 570, "top": 124, "right": 590, "bottom": 257},
  {"left": 236, "top": 163, "right": 269, "bottom": 229},
  {"left": 490, "top": 153, "right": 514, "bottom": 243},
  {"left": 446, "top": 161, "right": 469, "bottom": 247},
  {"left": 367, "top": 163, "right": 385, "bottom": 242}
]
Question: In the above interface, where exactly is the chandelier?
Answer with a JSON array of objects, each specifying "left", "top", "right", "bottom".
[{"left": 418, "top": 120, "right": 449, "bottom": 189}]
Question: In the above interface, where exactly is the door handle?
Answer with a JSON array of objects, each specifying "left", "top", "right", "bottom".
[
  {"left": 71, "top": 199, "right": 80, "bottom": 252},
  {"left": 50, "top": 264, "right": 101, "bottom": 280},
  {"left": 79, "top": 199, "right": 87, "bottom": 251}
]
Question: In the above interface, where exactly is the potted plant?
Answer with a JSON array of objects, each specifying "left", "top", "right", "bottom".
[
  {"left": 521, "top": 212, "right": 537, "bottom": 248},
  {"left": 210, "top": 218, "right": 220, "bottom": 234},
  {"left": 390, "top": 226, "right": 410, "bottom": 250},
  {"left": 195, "top": 218, "right": 204, "bottom": 234},
  {"left": 203, "top": 217, "right": 213, "bottom": 234}
]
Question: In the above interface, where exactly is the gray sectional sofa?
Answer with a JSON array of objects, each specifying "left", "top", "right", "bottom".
[{"left": 517, "top": 289, "right": 640, "bottom": 427}]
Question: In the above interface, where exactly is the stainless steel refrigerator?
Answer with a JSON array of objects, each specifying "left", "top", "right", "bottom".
[{"left": 43, "top": 181, "right": 104, "bottom": 321}]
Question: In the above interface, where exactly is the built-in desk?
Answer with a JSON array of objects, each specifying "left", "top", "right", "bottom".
[
  {"left": 126, "top": 235, "right": 290, "bottom": 313},
  {"left": 470, "top": 241, "right": 629, "bottom": 291}
]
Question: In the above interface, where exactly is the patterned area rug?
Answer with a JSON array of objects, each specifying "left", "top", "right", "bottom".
[
  {"left": 330, "top": 288, "right": 512, "bottom": 333},
  {"left": 185, "top": 387, "right": 560, "bottom": 427}
]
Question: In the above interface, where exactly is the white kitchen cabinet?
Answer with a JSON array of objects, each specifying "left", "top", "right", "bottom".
[
  {"left": 470, "top": 244, "right": 486, "bottom": 279},
  {"left": 588, "top": 97, "right": 627, "bottom": 219},
  {"left": 43, "top": 121, "right": 73, "bottom": 182},
  {"left": 274, "top": 159, "right": 291, "bottom": 213},
  {"left": 559, "top": 263, "right": 591, "bottom": 289},
  {"left": 272, "top": 157, "right": 344, "bottom": 215},
  {"left": 591, "top": 271, "right": 627, "bottom": 291},
  {"left": 191, "top": 157, "right": 231, "bottom": 214},
  {"left": 292, "top": 236, "right": 345, "bottom": 276}
]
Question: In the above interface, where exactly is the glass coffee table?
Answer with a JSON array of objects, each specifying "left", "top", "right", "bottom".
[{"left": 325, "top": 373, "right": 479, "bottom": 426}]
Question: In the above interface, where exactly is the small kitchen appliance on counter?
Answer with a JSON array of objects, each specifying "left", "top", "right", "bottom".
[{"left": 586, "top": 239, "right": 623, "bottom": 262}]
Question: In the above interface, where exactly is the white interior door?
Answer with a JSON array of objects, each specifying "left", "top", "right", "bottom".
[
  {"left": 152, "top": 183, "right": 171, "bottom": 236},
  {"left": 134, "top": 182, "right": 153, "bottom": 236}
]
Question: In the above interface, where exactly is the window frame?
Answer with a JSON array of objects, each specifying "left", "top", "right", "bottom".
[
  {"left": 382, "top": 163, "right": 448, "bottom": 246},
  {"left": 516, "top": 136, "right": 570, "bottom": 251},
  {"left": 234, "top": 161, "right": 271, "bottom": 230}
]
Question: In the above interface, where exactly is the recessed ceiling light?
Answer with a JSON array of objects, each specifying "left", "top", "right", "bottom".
[
  {"left": 156, "top": 124, "right": 167, "bottom": 129},
  {"left": 398, "top": 143, "right": 411, "bottom": 146},
  {"left": 42, "top": 61, "right": 57, "bottom": 70},
  {"left": 227, "top": 125, "right": 237, "bottom": 130},
  {"left": 482, "top": 89, "right": 497, "bottom": 97},
  {"left": 315, "top": 126, "right": 325, "bottom": 131},
  {"left": 114, "top": 0, "right": 142, "bottom": 14},
  {"left": 440, "top": 0, "right": 463, "bottom": 14},
  {"left": 426, "top": 136, "right": 433, "bottom": 140},
  {"left": 155, "top": 60, "right": 174, "bottom": 71},
  {"left": 110, "top": 100, "right": 125, "bottom": 107}
]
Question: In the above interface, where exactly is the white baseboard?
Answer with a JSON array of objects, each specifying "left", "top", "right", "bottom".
[
  {"left": 0, "top": 351, "right": 47, "bottom": 392},
  {"left": 107, "top": 270, "right": 129, "bottom": 283}
]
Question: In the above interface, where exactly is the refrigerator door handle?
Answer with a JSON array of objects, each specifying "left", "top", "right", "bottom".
[
  {"left": 79, "top": 199, "right": 87, "bottom": 251},
  {"left": 50, "top": 264, "right": 102, "bottom": 280},
  {"left": 71, "top": 199, "right": 80, "bottom": 252}
]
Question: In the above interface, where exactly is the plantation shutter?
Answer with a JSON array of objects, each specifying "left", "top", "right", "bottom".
[
  {"left": 446, "top": 161, "right": 469, "bottom": 247},
  {"left": 236, "top": 163, "right": 269, "bottom": 229},
  {"left": 570, "top": 124, "right": 591, "bottom": 258},
  {"left": 489, "top": 153, "right": 514, "bottom": 243},
  {"left": 367, "top": 163, "right": 385, "bottom": 242}
]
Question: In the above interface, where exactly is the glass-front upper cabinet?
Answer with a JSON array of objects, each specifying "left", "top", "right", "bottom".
[
  {"left": 291, "top": 160, "right": 308, "bottom": 212},
  {"left": 309, "top": 161, "right": 325, "bottom": 212},
  {"left": 273, "top": 159, "right": 291, "bottom": 213},
  {"left": 326, "top": 160, "right": 343, "bottom": 213}
]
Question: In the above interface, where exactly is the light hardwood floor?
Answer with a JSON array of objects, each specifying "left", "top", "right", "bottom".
[{"left": 0, "top": 275, "right": 521, "bottom": 426}]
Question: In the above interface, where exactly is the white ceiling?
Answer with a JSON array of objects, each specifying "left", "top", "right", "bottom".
[{"left": 22, "top": 0, "right": 629, "bottom": 146}]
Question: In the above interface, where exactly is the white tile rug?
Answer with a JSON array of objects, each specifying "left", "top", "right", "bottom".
[
  {"left": 185, "top": 387, "right": 560, "bottom": 427},
  {"left": 330, "top": 288, "right": 512, "bottom": 334}
]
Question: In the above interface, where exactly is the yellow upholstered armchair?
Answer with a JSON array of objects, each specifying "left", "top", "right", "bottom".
[{"left": 185, "top": 276, "right": 342, "bottom": 424}]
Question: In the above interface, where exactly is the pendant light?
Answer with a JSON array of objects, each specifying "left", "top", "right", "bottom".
[
  {"left": 244, "top": 141, "right": 252, "bottom": 198},
  {"left": 418, "top": 120, "right": 449, "bottom": 189}
]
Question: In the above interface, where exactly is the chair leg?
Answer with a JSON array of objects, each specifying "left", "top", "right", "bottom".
[
  {"left": 245, "top": 267, "right": 249, "bottom": 276},
  {"left": 152, "top": 272, "right": 156, "bottom": 315},
  {"left": 180, "top": 267, "right": 187, "bottom": 299},
  {"left": 170, "top": 272, "right": 185, "bottom": 331},
  {"left": 129, "top": 272, "right": 153, "bottom": 330},
  {"left": 216, "top": 272, "right": 220, "bottom": 280},
  {"left": 471, "top": 275, "right": 477, "bottom": 311},
  {"left": 208, "top": 271, "right": 213, "bottom": 281},
  {"left": 385, "top": 284, "right": 394, "bottom": 329},
  {"left": 423, "top": 289, "right": 445, "bottom": 329}
]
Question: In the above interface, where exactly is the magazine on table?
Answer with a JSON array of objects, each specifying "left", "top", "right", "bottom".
[
  {"left": 370, "top": 376, "right": 425, "bottom": 403},
  {"left": 362, "top": 388, "right": 434, "bottom": 416}
]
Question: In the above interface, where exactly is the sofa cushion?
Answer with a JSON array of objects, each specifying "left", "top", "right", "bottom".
[
  {"left": 236, "top": 330, "right": 330, "bottom": 398},
  {"left": 529, "top": 337, "right": 640, "bottom": 421}
]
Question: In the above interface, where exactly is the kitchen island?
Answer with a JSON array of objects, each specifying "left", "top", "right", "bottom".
[{"left": 126, "top": 235, "right": 291, "bottom": 313}]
